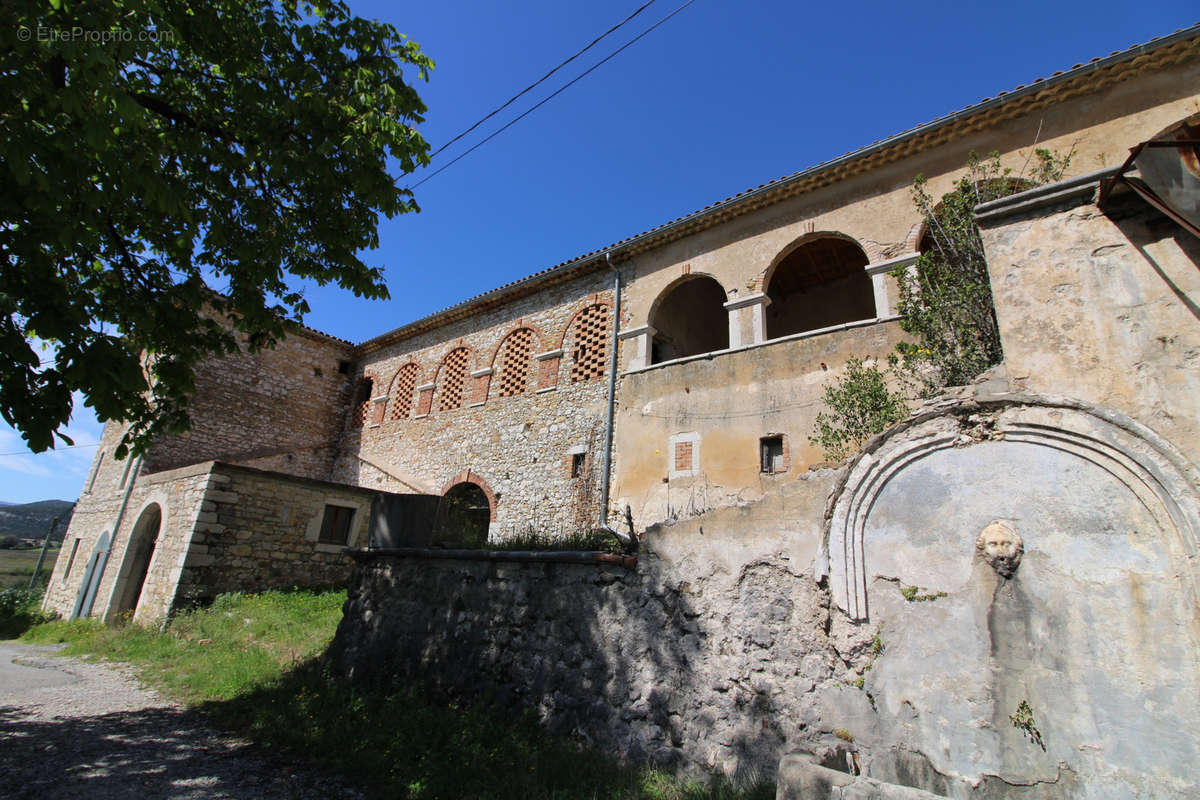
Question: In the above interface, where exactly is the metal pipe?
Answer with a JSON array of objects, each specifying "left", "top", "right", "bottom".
[
  {"left": 71, "top": 453, "right": 142, "bottom": 620},
  {"left": 599, "top": 252, "right": 636, "bottom": 553}
]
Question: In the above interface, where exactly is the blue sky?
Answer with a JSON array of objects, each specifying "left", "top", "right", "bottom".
[{"left": 3, "top": 1, "right": 1196, "bottom": 503}]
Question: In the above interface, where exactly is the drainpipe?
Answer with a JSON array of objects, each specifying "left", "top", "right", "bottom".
[
  {"left": 599, "top": 252, "right": 637, "bottom": 553},
  {"left": 71, "top": 453, "right": 142, "bottom": 620}
]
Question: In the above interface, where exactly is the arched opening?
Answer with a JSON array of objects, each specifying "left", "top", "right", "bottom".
[
  {"left": 436, "top": 347, "right": 471, "bottom": 411},
  {"left": 495, "top": 328, "right": 536, "bottom": 396},
  {"left": 649, "top": 276, "right": 728, "bottom": 364},
  {"left": 765, "top": 236, "right": 874, "bottom": 339},
  {"left": 351, "top": 376, "right": 374, "bottom": 427},
  {"left": 112, "top": 504, "right": 162, "bottom": 619},
  {"left": 388, "top": 363, "right": 421, "bottom": 420},
  {"left": 433, "top": 482, "right": 491, "bottom": 548}
]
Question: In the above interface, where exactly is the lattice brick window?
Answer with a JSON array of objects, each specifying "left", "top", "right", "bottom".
[
  {"left": 437, "top": 348, "right": 470, "bottom": 411},
  {"left": 351, "top": 377, "right": 374, "bottom": 427},
  {"left": 497, "top": 329, "right": 534, "bottom": 397},
  {"left": 569, "top": 304, "right": 610, "bottom": 383},
  {"left": 389, "top": 363, "right": 421, "bottom": 420}
]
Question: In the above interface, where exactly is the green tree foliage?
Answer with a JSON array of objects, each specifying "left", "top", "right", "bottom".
[
  {"left": 809, "top": 357, "right": 909, "bottom": 463},
  {"left": 1, "top": 0, "right": 433, "bottom": 455},
  {"left": 892, "top": 150, "right": 1070, "bottom": 394}
]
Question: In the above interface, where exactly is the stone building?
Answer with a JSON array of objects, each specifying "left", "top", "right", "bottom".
[{"left": 41, "top": 25, "right": 1200, "bottom": 797}]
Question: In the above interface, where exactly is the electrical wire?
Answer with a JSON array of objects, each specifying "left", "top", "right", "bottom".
[
  {"left": 429, "top": 0, "right": 660, "bottom": 160},
  {"left": 411, "top": 0, "right": 698, "bottom": 189},
  {"left": 0, "top": 443, "right": 99, "bottom": 456}
]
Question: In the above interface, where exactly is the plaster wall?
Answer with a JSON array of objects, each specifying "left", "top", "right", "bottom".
[
  {"left": 979, "top": 194, "right": 1200, "bottom": 467},
  {"left": 614, "top": 319, "right": 907, "bottom": 527}
]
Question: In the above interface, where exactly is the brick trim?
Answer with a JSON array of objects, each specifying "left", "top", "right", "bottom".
[
  {"left": 488, "top": 323, "right": 547, "bottom": 370},
  {"left": 556, "top": 299, "right": 614, "bottom": 351},
  {"left": 441, "top": 469, "right": 498, "bottom": 522}
]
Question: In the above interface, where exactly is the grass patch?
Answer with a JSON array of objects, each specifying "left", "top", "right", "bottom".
[
  {"left": 19, "top": 589, "right": 773, "bottom": 800},
  {"left": 0, "top": 547, "right": 58, "bottom": 589}
]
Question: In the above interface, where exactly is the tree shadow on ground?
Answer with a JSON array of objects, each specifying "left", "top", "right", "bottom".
[{"left": 0, "top": 703, "right": 360, "bottom": 800}]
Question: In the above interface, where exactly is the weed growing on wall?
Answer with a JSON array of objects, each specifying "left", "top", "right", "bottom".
[
  {"left": 893, "top": 149, "right": 1071, "bottom": 394},
  {"left": 809, "top": 357, "right": 909, "bottom": 462}
]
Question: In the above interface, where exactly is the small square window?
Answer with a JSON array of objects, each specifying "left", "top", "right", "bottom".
[
  {"left": 760, "top": 436, "right": 785, "bottom": 474},
  {"left": 571, "top": 452, "right": 586, "bottom": 478},
  {"left": 318, "top": 504, "right": 356, "bottom": 545}
]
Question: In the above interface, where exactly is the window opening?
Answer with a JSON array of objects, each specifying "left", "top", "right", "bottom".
[
  {"left": 389, "top": 364, "right": 421, "bottom": 420},
  {"left": 765, "top": 237, "right": 874, "bottom": 340},
  {"left": 351, "top": 377, "right": 374, "bottom": 426},
  {"left": 760, "top": 435, "right": 785, "bottom": 474},
  {"left": 62, "top": 538, "right": 81, "bottom": 582},
  {"left": 649, "top": 277, "right": 728, "bottom": 363},
  {"left": 318, "top": 504, "right": 356, "bottom": 545},
  {"left": 571, "top": 452, "right": 586, "bottom": 478},
  {"left": 437, "top": 348, "right": 471, "bottom": 411},
  {"left": 497, "top": 329, "right": 535, "bottom": 397}
]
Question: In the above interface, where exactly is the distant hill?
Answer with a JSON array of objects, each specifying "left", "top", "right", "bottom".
[{"left": 0, "top": 500, "right": 75, "bottom": 540}]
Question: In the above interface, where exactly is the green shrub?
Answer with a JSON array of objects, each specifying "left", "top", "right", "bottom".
[
  {"left": 0, "top": 586, "right": 55, "bottom": 638},
  {"left": 809, "top": 357, "right": 909, "bottom": 462}
]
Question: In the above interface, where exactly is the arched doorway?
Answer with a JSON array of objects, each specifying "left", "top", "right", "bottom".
[
  {"left": 765, "top": 236, "right": 874, "bottom": 339},
  {"left": 111, "top": 504, "right": 162, "bottom": 618},
  {"left": 433, "top": 483, "right": 491, "bottom": 548},
  {"left": 649, "top": 275, "right": 728, "bottom": 363}
]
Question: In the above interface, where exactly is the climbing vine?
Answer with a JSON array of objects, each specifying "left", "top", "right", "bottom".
[{"left": 891, "top": 149, "right": 1072, "bottom": 395}]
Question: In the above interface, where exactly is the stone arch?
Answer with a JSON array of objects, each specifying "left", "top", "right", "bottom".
[
  {"left": 820, "top": 397, "right": 1200, "bottom": 794},
  {"left": 433, "top": 470, "right": 497, "bottom": 548},
  {"left": 387, "top": 362, "right": 423, "bottom": 421},
  {"left": 1146, "top": 109, "right": 1200, "bottom": 143},
  {"left": 434, "top": 346, "right": 474, "bottom": 411},
  {"left": 823, "top": 397, "right": 1200, "bottom": 622},
  {"left": 351, "top": 374, "right": 375, "bottom": 427},
  {"left": 763, "top": 233, "right": 874, "bottom": 339},
  {"left": 647, "top": 274, "right": 728, "bottom": 364},
  {"left": 561, "top": 302, "right": 613, "bottom": 382},
  {"left": 491, "top": 326, "right": 541, "bottom": 398},
  {"left": 109, "top": 502, "right": 164, "bottom": 620}
]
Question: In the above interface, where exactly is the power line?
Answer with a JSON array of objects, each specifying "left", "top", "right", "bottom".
[
  {"left": 429, "top": 0, "right": 660, "bottom": 160},
  {"left": 411, "top": 0, "right": 697, "bottom": 190},
  {"left": 0, "top": 443, "right": 98, "bottom": 455}
]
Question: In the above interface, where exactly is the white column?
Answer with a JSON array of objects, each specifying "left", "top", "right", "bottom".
[
  {"left": 618, "top": 325, "right": 656, "bottom": 370},
  {"left": 723, "top": 293, "right": 771, "bottom": 346},
  {"left": 865, "top": 254, "right": 918, "bottom": 318}
]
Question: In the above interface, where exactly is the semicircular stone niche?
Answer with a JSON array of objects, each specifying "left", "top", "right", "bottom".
[{"left": 823, "top": 402, "right": 1200, "bottom": 797}]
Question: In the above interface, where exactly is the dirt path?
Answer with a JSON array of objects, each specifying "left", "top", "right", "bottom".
[{"left": 0, "top": 641, "right": 365, "bottom": 799}]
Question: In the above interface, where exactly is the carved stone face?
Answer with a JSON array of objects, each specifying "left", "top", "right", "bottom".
[{"left": 976, "top": 521, "right": 1023, "bottom": 578}]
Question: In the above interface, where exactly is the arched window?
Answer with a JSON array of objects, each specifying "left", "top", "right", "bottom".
[
  {"left": 765, "top": 236, "right": 874, "bottom": 339},
  {"left": 436, "top": 348, "right": 471, "bottom": 411},
  {"left": 495, "top": 328, "right": 535, "bottom": 397},
  {"left": 649, "top": 276, "right": 728, "bottom": 364},
  {"left": 351, "top": 376, "right": 374, "bottom": 427},
  {"left": 388, "top": 363, "right": 422, "bottom": 420},
  {"left": 567, "top": 305, "right": 611, "bottom": 382}
]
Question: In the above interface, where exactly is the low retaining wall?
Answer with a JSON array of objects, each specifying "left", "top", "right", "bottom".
[{"left": 327, "top": 492, "right": 849, "bottom": 776}]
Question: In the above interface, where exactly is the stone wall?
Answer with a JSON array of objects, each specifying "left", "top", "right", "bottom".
[
  {"left": 330, "top": 474, "right": 856, "bottom": 776},
  {"left": 144, "top": 326, "right": 355, "bottom": 481},
  {"left": 338, "top": 269, "right": 623, "bottom": 540},
  {"left": 174, "top": 463, "right": 378, "bottom": 605}
]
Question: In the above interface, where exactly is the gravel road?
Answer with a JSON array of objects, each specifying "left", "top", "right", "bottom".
[{"left": 0, "top": 641, "right": 366, "bottom": 799}]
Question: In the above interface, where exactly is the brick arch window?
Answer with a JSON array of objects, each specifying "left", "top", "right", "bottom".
[
  {"left": 351, "top": 376, "right": 374, "bottom": 427},
  {"left": 567, "top": 304, "right": 611, "bottom": 383},
  {"left": 388, "top": 363, "right": 422, "bottom": 420},
  {"left": 495, "top": 328, "right": 536, "bottom": 397},
  {"left": 436, "top": 347, "right": 471, "bottom": 411}
]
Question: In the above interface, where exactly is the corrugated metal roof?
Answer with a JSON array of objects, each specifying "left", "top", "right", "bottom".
[{"left": 351, "top": 22, "right": 1200, "bottom": 354}]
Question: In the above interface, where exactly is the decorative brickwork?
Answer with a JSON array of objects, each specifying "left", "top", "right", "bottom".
[
  {"left": 496, "top": 328, "right": 535, "bottom": 397},
  {"left": 388, "top": 363, "right": 421, "bottom": 420},
  {"left": 674, "top": 441, "right": 693, "bottom": 472},
  {"left": 567, "top": 304, "right": 611, "bottom": 383},
  {"left": 351, "top": 376, "right": 374, "bottom": 427},
  {"left": 436, "top": 348, "right": 471, "bottom": 411}
]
